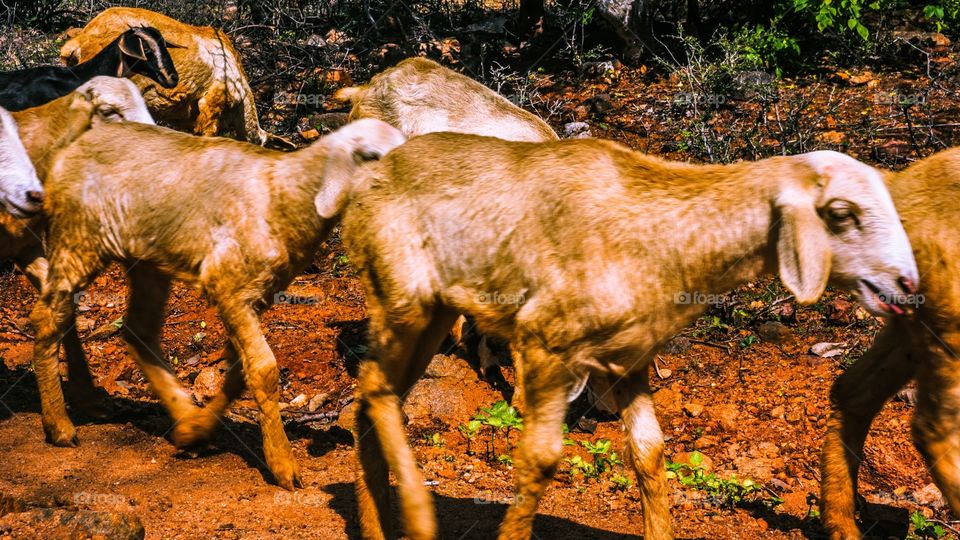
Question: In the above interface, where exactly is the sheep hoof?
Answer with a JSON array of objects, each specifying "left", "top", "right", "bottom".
[
  {"left": 171, "top": 413, "right": 216, "bottom": 448},
  {"left": 44, "top": 422, "right": 79, "bottom": 447},
  {"left": 271, "top": 458, "right": 302, "bottom": 491}
]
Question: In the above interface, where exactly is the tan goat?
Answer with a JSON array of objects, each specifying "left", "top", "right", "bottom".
[
  {"left": 338, "top": 56, "right": 559, "bottom": 405},
  {"left": 61, "top": 7, "right": 293, "bottom": 149},
  {"left": 336, "top": 57, "right": 559, "bottom": 142},
  {"left": 339, "top": 134, "right": 918, "bottom": 540},
  {"left": 5, "top": 76, "right": 154, "bottom": 412},
  {"left": 820, "top": 148, "right": 960, "bottom": 539},
  {"left": 31, "top": 118, "right": 404, "bottom": 491}
]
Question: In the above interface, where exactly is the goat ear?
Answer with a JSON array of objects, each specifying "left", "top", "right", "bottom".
[
  {"left": 164, "top": 40, "right": 187, "bottom": 49},
  {"left": 118, "top": 35, "right": 148, "bottom": 61},
  {"left": 776, "top": 198, "right": 832, "bottom": 304}
]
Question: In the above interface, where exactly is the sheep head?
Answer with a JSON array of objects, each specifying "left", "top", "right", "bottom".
[
  {"left": 776, "top": 150, "right": 918, "bottom": 316},
  {"left": 0, "top": 108, "right": 42, "bottom": 218}
]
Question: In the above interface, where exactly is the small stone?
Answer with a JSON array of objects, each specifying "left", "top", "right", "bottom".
[
  {"left": 562, "top": 122, "right": 591, "bottom": 139},
  {"left": 757, "top": 321, "right": 792, "bottom": 345},
  {"left": 308, "top": 393, "right": 328, "bottom": 413},
  {"left": 662, "top": 336, "right": 691, "bottom": 355},
  {"left": 770, "top": 405, "right": 785, "bottom": 419},
  {"left": 192, "top": 364, "right": 225, "bottom": 403},
  {"left": 913, "top": 483, "right": 944, "bottom": 508},
  {"left": 684, "top": 402, "right": 705, "bottom": 417},
  {"left": 810, "top": 342, "right": 846, "bottom": 358},
  {"left": 299, "top": 128, "right": 320, "bottom": 141},
  {"left": 289, "top": 394, "right": 307, "bottom": 408}
]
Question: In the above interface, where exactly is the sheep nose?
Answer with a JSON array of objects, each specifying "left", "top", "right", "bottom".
[
  {"left": 26, "top": 190, "right": 43, "bottom": 205},
  {"left": 898, "top": 276, "right": 917, "bottom": 295}
]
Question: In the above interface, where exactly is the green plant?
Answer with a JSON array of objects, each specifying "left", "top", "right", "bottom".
[
  {"left": 910, "top": 510, "right": 946, "bottom": 539},
  {"left": 792, "top": 0, "right": 879, "bottom": 40},
  {"left": 472, "top": 401, "right": 524, "bottom": 461},
  {"left": 424, "top": 432, "right": 444, "bottom": 448},
  {"left": 739, "top": 334, "right": 758, "bottom": 349},
  {"left": 457, "top": 420, "right": 481, "bottom": 456},
  {"left": 666, "top": 451, "right": 768, "bottom": 509},
  {"left": 581, "top": 438, "right": 623, "bottom": 475},
  {"left": 565, "top": 454, "right": 599, "bottom": 479},
  {"left": 610, "top": 474, "right": 633, "bottom": 491}
]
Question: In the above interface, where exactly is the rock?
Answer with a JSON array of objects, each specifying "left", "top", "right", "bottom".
[
  {"left": 653, "top": 387, "right": 682, "bottom": 414},
  {"left": 810, "top": 342, "right": 846, "bottom": 358},
  {"left": 708, "top": 403, "right": 740, "bottom": 431},
  {"left": 403, "top": 355, "right": 486, "bottom": 425},
  {"left": 585, "top": 94, "right": 613, "bottom": 115},
  {"left": 826, "top": 299, "right": 856, "bottom": 325},
  {"left": 683, "top": 402, "right": 705, "bottom": 418},
  {"left": 0, "top": 509, "right": 145, "bottom": 539},
  {"left": 308, "top": 393, "right": 329, "bottom": 413},
  {"left": 732, "top": 456, "right": 776, "bottom": 482},
  {"left": 304, "top": 34, "right": 327, "bottom": 48},
  {"left": 771, "top": 302, "right": 796, "bottom": 322},
  {"left": 309, "top": 112, "right": 350, "bottom": 134},
  {"left": 781, "top": 490, "right": 811, "bottom": 515},
  {"left": 289, "top": 394, "right": 307, "bottom": 408},
  {"left": 299, "top": 128, "right": 320, "bottom": 141},
  {"left": 757, "top": 321, "right": 792, "bottom": 345},
  {"left": 192, "top": 364, "right": 225, "bottom": 403},
  {"left": 913, "top": 483, "right": 945, "bottom": 508},
  {"left": 662, "top": 336, "right": 691, "bottom": 355},
  {"left": 769, "top": 405, "right": 785, "bottom": 419},
  {"left": 337, "top": 401, "right": 357, "bottom": 433},
  {"left": 562, "top": 122, "right": 591, "bottom": 139}
]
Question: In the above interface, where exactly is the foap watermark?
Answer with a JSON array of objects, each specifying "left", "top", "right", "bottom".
[
  {"left": 274, "top": 291, "right": 321, "bottom": 306},
  {"left": 273, "top": 91, "right": 326, "bottom": 107},
  {"left": 73, "top": 492, "right": 127, "bottom": 506},
  {"left": 274, "top": 491, "right": 325, "bottom": 506},
  {"left": 673, "top": 92, "right": 726, "bottom": 107},
  {"left": 473, "top": 490, "right": 525, "bottom": 506},
  {"left": 873, "top": 91, "right": 926, "bottom": 106},
  {"left": 477, "top": 291, "right": 526, "bottom": 306},
  {"left": 673, "top": 291, "right": 735, "bottom": 306},
  {"left": 878, "top": 292, "right": 925, "bottom": 308},
  {"left": 73, "top": 290, "right": 125, "bottom": 308}
]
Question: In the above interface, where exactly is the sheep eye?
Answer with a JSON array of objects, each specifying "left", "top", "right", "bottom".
[{"left": 824, "top": 200, "right": 860, "bottom": 226}]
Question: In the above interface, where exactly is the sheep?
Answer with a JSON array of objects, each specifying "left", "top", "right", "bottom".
[
  {"left": 338, "top": 133, "right": 919, "bottom": 540},
  {"left": 30, "top": 118, "right": 405, "bottom": 491},
  {"left": 335, "top": 57, "right": 559, "bottom": 142},
  {"left": 3, "top": 76, "right": 154, "bottom": 412},
  {"left": 62, "top": 7, "right": 294, "bottom": 149},
  {"left": 0, "top": 108, "right": 42, "bottom": 219},
  {"left": 337, "top": 56, "right": 559, "bottom": 403},
  {"left": 0, "top": 27, "right": 178, "bottom": 112},
  {"left": 819, "top": 148, "right": 960, "bottom": 539}
]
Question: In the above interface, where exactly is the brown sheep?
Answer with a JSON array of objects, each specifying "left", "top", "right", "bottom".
[
  {"left": 31, "top": 119, "right": 404, "bottom": 491},
  {"left": 339, "top": 134, "right": 918, "bottom": 539},
  {"left": 61, "top": 7, "right": 293, "bottom": 149},
  {"left": 820, "top": 148, "right": 960, "bottom": 539}
]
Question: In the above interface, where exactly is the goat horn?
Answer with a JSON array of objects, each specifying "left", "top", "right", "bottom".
[{"left": 118, "top": 35, "right": 148, "bottom": 62}]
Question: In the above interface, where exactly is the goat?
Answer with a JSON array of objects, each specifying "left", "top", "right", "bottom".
[
  {"left": 0, "top": 108, "right": 42, "bottom": 219},
  {"left": 30, "top": 118, "right": 405, "bottom": 491},
  {"left": 339, "top": 133, "right": 918, "bottom": 540},
  {"left": 62, "top": 7, "right": 293, "bottom": 149},
  {"left": 820, "top": 148, "right": 960, "bottom": 539},
  {"left": 335, "top": 57, "right": 559, "bottom": 142},
  {"left": 337, "top": 56, "right": 559, "bottom": 404},
  {"left": 3, "top": 76, "right": 153, "bottom": 412},
  {"left": 0, "top": 27, "right": 177, "bottom": 112}
]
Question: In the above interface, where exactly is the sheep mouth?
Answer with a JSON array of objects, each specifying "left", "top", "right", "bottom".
[
  {"left": 861, "top": 279, "right": 910, "bottom": 316},
  {"left": 2, "top": 197, "right": 40, "bottom": 219}
]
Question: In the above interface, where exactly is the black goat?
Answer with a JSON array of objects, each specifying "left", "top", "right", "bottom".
[{"left": 0, "top": 26, "right": 179, "bottom": 112}]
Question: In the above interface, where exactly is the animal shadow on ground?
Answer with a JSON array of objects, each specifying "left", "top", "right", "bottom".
[
  {"left": 323, "top": 481, "right": 704, "bottom": 539},
  {"left": 0, "top": 363, "right": 349, "bottom": 486}
]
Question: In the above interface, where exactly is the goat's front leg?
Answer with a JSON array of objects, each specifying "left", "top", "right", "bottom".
[
  {"left": 177, "top": 342, "right": 245, "bottom": 442},
  {"left": 820, "top": 323, "right": 916, "bottom": 540},
  {"left": 216, "top": 301, "right": 300, "bottom": 490},
  {"left": 609, "top": 369, "right": 673, "bottom": 540},
  {"left": 499, "top": 339, "right": 576, "bottom": 540},
  {"left": 30, "top": 282, "right": 79, "bottom": 446},
  {"left": 912, "top": 330, "right": 960, "bottom": 515},
  {"left": 15, "top": 248, "right": 105, "bottom": 418}
]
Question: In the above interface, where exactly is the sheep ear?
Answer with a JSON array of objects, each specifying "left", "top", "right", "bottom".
[
  {"left": 776, "top": 201, "right": 831, "bottom": 304},
  {"left": 119, "top": 35, "right": 148, "bottom": 61}
]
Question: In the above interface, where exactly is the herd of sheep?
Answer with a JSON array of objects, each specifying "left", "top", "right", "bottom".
[{"left": 0, "top": 6, "right": 957, "bottom": 540}]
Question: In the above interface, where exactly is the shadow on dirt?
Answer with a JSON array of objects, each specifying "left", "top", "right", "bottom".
[{"left": 323, "top": 481, "right": 682, "bottom": 539}]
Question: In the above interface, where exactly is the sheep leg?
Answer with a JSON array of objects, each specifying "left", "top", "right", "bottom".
[
  {"left": 356, "top": 304, "right": 458, "bottom": 540},
  {"left": 510, "top": 347, "right": 526, "bottom": 411},
  {"left": 178, "top": 342, "right": 245, "bottom": 439},
  {"left": 820, "top": 322, "right": 916, "bottom": 540},
  {"left": 212, "top": 302, "right": 301, "bottom": 491},
  {"left": 912, "top": 330, "right": 960, "bottom": 515},
  {"left": 610, "top": 370, "right": 673, "bottom": 540},
  {"left": 122, "top": 266, "right": 201, "bottom": 428},
  {"left": 194, "top": 84, "right": 226, "bottom": 138},
  {"left": 30, "top": 271, "right": 91, "bottom": 446},
  {"left": 499, "top": 341, "right": 577, "bottom": 540},
  {"left": 14, "top": 248, "right": 106, "bottom": 417}
]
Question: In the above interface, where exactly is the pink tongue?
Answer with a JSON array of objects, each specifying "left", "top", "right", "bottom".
[{"left": 887, "top": 303, "right": 904, "bottom": 315}]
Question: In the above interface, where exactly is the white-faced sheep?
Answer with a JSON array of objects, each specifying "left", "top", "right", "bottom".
[
  {"left": 30, "top": 118, "right": 404, "bottom": 491},
  {"left": 339, "top": 134, "right": 918, "bottom": 540},
  {"left": 61, "top": 7, "right": 293, "bottom": 149},
  {"left": 0, "top": 108, "right": 42, "bottom": 219}
]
